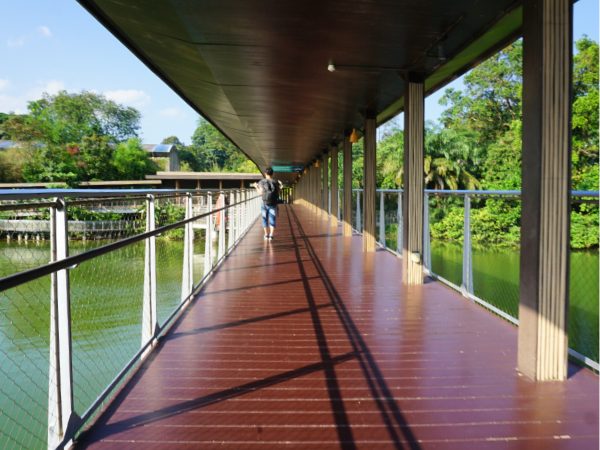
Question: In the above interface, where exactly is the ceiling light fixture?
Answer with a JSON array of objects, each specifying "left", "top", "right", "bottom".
[{"left": 327, "top": 60, "right": 406, "bottom": 73}]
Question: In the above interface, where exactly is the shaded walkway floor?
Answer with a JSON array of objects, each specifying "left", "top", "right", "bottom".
[{"left": 78, "top": 205, "right": 598, "bottom": 449}]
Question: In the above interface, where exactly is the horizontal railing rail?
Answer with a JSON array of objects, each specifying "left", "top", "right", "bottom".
[{"left": 0, "top": 188, "right": 261, "bottom": 450}]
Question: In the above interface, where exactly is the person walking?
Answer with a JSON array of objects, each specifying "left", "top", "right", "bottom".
[{"left": 254, "top": 167, "right": 282, "bottom": 240}]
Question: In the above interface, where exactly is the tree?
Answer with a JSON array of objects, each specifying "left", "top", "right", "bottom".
[
  {"left": 440, "top": 40, "right": 522, "bottom": 150},
  {"left": 161, "top": 135, "right": 184, "bottom": 146},
  {"left": 76, "top": 135, "right": 116, "bottom": 181},
  {"left": 20, "top": 90, "right": 140, "bottom": 145},
  {"left": 185, "top": 118, "right": 256, "bottom": 172},
  {"left": 571, "top": 36, "right": 599, "bottom": 191},
  {"left": 112, "top": 138, "right": 158, "bottom": 179},
  {"left": 22, "top": 144, "right": 79, "bottom": 185},
  {"left": 425, "top": 125, "right": 481, "bottom": 190}
]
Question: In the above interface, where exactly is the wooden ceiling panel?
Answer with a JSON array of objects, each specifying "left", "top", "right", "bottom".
[{"left": 78, "top": 0, "right": 522, "bottom": 172}]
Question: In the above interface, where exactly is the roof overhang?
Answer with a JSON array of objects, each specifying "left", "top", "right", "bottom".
[{"left": 78, "top": 0, "right": 524, "bottom": 172}]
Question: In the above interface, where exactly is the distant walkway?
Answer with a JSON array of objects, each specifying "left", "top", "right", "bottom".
[{"left": 78, "top": 205, "right": 599, "bottom": 449}]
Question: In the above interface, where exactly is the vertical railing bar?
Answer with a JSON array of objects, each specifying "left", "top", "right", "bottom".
[
  {"left": 228, "top": 191, "right": 235, "bottom": 251},
  {"left": 423, "top": 192, "right": 431, "bottom": 270},
  {"left": 356, "top": 190, "right": 362, "bottom": 232},
  {"left": 218, "top": 192, "right": 226, "bottom": 261},
  {"left": 461, "top": 194, "right": 474, "bottom": 296},
  {"left": 181, "top": 193, "right": 193, "bottom": 302},
  {"left": 397, "top": 191, "right": 403, "bottom": 255},
  {"left": 141, "top": 194, "right": 157, "bottom": 352},
  {"left": 204, "top": 192, "right": 213, "bottom": 277},
  {"left": 379, "top": 190, "right": 386, "bottom": 248},
  {"left": 48, "top": 197, "right": 79, "bottom": 449}
]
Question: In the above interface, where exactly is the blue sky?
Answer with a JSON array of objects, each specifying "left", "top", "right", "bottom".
[{"left": 1, "top": 1, "right": 598, "bottom": 145}]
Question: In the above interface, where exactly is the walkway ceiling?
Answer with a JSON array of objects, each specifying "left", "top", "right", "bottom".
[{"left": 79, "top": 0, "right": 523, "bottom": 178}]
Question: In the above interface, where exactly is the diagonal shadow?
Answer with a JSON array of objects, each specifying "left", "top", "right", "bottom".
[
  {"left": 166, "top": 302, "right": 333, "bottom": 341},
  {"left": 199, "top": 276, "right": 320, "bottom": 297},
  {"left": 283, "top": 207, "right": 358, "bottom": 449},
  {"left": 288, "top": 207, "right": 421, "bottom": 450},
  {"left": 216, "top": 259, "right": 311, "bottom": 273},
  {"left": 78, "top": 351, "right": 358, "bottom": 447}
]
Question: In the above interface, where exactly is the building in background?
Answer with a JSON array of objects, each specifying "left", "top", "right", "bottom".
[{"left": 143, "top": 144, "right": 180, "bottom": 172}]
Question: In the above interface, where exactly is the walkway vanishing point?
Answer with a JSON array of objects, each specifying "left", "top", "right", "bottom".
[{"left": 78, "top": 205, "right": 599, "bottom": 450}]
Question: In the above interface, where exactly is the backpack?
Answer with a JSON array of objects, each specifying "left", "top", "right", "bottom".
[{"left": 262, "top": 179, "right": 279, "bottom": 205}]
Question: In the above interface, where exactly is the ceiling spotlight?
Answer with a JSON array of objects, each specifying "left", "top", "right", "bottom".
[
  {"left": 437, "top": 44, "right": 447, "bottom": 62},
  {"left": 327, "top": 61, "right": 336, "bottom": 72}
]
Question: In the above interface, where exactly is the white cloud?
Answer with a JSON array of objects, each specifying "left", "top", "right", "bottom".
[
  {"left": 41, "top": 80, "right": 65, "bottom": 95},
  {"left": 104, "top": 89, "right": 151, "bottom": 108},
  {"left": 37, "top": 26, "right": 53, "bottom": 38},
  {"left": 6, "top": 36, "right": 26, "bottom": 48},
  {"left": 0, "top": 80, "right": 66, "bottom": 114},
  {"left": 159, "top": 107, "right": 186, "bottom": 118}
]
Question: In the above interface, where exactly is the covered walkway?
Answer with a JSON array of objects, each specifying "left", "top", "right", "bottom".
[{"left": 79, "top": 205, "right": 598, "bottom": 449}]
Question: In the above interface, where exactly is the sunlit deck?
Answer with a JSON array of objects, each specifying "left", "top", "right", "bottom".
[{"left": 78, "top": 205, "right": 599, "bottom": 449}]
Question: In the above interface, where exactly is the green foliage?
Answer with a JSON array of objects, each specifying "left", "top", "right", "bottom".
[
  {"left": 483, "top": 120, "right": 522, "bottom": 190},
  {"left": 571, "top": 203, "right": 600, "bottom": 249},
  {"left": 572, "top": 36, "right": 599, "bottom": 191},
  {"left": 22, "top": 144, "right": 79, "bottom": 185},
  {"left": 23, "top": 90, "right": 140, "bottom": 145},
  {"left": 113, "top": 138, "right": 158, "bottom": 180},
  {"left": 0, "top": 147, "right": 30, "bottom": 182},
  {"left": 180, "top": 119, "right": 254, "bottom": 172},
  {"left": 377, "top": 128, "right": 403, "bottom": 188},
  {"left": 440, "top": 40, "right": 522, "bottom": 149},
  {"left": 75, "top": 135, "right": 115, "bottom": 181}
]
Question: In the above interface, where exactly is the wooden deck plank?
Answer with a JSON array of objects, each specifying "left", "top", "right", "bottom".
[{"left": 78, "top": 205, "right": 599, "bottom": 450}]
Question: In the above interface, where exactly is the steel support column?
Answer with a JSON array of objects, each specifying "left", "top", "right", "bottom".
[{"left": 518, "top": 0, "right": 573, "bottom": 381}]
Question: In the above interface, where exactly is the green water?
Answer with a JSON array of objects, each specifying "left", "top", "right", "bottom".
[
  {"left": 430, "top": 242, "right": 599, "bottom": 363},
  {"left": 0, "top": 238, "right": 205, "bottom": 449}
]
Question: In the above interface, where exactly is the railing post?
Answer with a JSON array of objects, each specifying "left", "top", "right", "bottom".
[
  {"left": 356, "top": 190, "right": 362, "bottom": 232},
  {"left": 48, "top": 198, "right": 79, "bottom": 449},
  {"left": 204, "top": 192, "right": 213, "bottom": 277},
  {"left": 241, "top": 189, "right": 247, "bottom": 233},
  {"left": 337, "top": 189, "right": 341, "bottom": 221},
  {"left": 181, "top": 193, "right": 194, "bottom": 302},
  {"left": 228, "top": 191, "right": 235, "bottom": 250},
  {"left": 423, "top": 192, "right": 431, "bottom": 270},
  {"left": 461, "top": 194, "right": 474, "bottom": 295},
  {"left": 397, "top": 191, "right": 403, "bottom": 255},
  {"left": 379, "top": 190, "right": 386, "bottom": 248},
  {"left": 218, "top": 192, "right": 226, "bottom": 261},
  {"left": 142, "top": 194, "right": 157, "bottom": 349}
]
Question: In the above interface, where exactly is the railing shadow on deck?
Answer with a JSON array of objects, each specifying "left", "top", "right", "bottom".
[{"left": 286, "top": 207, "right": 422, "bottom": 450}]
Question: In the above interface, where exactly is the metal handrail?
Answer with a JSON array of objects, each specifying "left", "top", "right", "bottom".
[{"left": 0, "top": 195, "right": 257, "bottom": 293}]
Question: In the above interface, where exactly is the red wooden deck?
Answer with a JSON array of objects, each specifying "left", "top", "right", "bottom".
[{"left": 78, "top": 205, "right": 599, "bottom": 450}]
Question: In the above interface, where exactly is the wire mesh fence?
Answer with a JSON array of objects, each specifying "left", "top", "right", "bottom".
[
  {"left": 350, "top": 188, "right": 598, "bottom": 369},
  {"left": 69, "top": 243, "right": 145, "bottom": 414},
  {"left": 0, "top": 203, "right": 53, "bottom": 450},
  {"left": 0, "top": 189, "right": 261, "bottom": 449}
]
